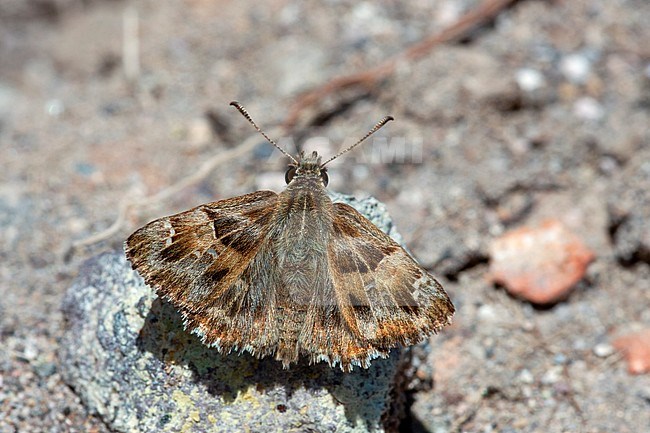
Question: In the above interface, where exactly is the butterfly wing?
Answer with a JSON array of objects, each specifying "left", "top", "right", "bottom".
[
  {"left": 125, "top": 190, "right": 281, "bottom": 348},
  {"left": 304, "top": 202, "right": 454, "bottom": 369},
  {"left": 126, "top": 188, "right": 454, "bottom": 371}
]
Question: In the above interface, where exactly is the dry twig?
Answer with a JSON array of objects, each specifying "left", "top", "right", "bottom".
[
  {"left": 68, "top": 130, "right": 280, "bottom": 257},
  {"left": 284, "top": 0, "right": 519, "bottom": 128}
]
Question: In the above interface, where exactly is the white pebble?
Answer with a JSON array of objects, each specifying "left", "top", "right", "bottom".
[
  {"left": 541, "top": 366, "right": 563, "bottom": 385},
  {"left": 23, "top": 344, "right": 39, "bottom": 361},
  {"left": 593, "top": 343, "right": 615, "bottom": 358},
  {"left": 519, "top": 369, "right": 534, "bottom": 384},
  {"left": 188, "top": 118, "right": 213, "bottom": 146},
  {"left": 45, "top": 99, "right": 65, "bottom": 117},
  {"left": 516, "top": 68, "right": 545, "bottom": 92},
  {"left": 573, "top": 97, "right": 604, "bottom": 121},
  {"left": 477, "top": 304, "right": 499, "bottom": 322},
  {"left": 560, "top": 54, "right": 591, "bottom": 84}
]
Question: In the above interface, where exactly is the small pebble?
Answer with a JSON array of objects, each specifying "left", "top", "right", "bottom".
[
  {"left": 599, "top": 155, "right": 619, "bottom": 174},
  {"left": 34, "top": 361, "right": 57, "bottom": 378},
  {"left": 541, "top": 366, "right": 563, "bottom": 385},
  {"left": 560, "top": 53, "right": 592, "bottom": 84},
  {"left": 593, "top": 343, "right": 615, "bottom": 358},
  {"left": 477, "top": 304, "right": 499, "bottom": 323},
  {"left": 573, "top": 97, "right": 604, "bottom": 121},
  {"left": 488, "top": 219, "right": 595, "bottom": 304},
  {"left": 613, "top": 330, "right": 650, "bottom": 374},
  {"left": 521, "top": 320, "right": 535, "bottom": 332},
  {"left": 518, "top": 369, "right": 534, "bottom": 384},
  {"left": 515, "top": 68, "right": 545, "bottom": 93},
  {"left": 188, "top": 118, "right": 214, "bottom": 146},
  {"left": 45, "top": 99, "right": 65, "bottom": 117},
  {"left": 23, "top": 343, "right": 39, "bottom": 361}
]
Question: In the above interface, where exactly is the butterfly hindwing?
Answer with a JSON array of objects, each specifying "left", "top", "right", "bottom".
[{"left": 324, "top": 202, "right": 454, "bottom": 357}]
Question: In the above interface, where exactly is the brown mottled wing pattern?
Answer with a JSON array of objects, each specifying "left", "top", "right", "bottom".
[
  {"left": 125, "top": 190, "right": 281, "bottom": 349},
  {"left": 315, "top": 202, "right": 455, "bottom": 368},
  {"left": 126, "top": 187, "right": 453, "bottom": 371}
]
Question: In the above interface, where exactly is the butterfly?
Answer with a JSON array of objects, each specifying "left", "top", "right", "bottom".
[{"left": 125, "top": 102, "right": 454, "bottom": 372}]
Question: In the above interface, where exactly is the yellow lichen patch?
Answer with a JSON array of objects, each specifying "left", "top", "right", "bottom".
[
  {"left": 172, "top": 390, "right": 194, "bottom": 411},
  {"left": 234, "top": 387, "right": 261, "bottom": 409},
  {"left": 171, "top": 390, "right": 203, "bottom": 433}
]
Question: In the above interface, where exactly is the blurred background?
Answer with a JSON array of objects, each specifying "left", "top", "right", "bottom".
[{"left": 1, "top": 0, "right": 649, "bottom": 431}]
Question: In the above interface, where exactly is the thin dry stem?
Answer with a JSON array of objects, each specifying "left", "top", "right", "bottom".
[
  {"left": 70, "top": 195, "right": 133, "bottom": 252},
  {"left": 285, "top": 0, "right": 518, "bottom": 128},
  {"left": 69, "top": 129, "right": 281, "bottom": 256}
]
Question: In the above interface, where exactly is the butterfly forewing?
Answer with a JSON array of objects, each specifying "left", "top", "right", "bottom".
[{"left": 125, "top": 190, "right": 279, "bottom": 316}]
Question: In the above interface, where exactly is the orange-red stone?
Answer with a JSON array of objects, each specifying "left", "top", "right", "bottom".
[
  {"left": 613, "top": 330, "right": 650, "bottom": 375},
  {"left": 489, "top": 219, "right": 595, "bottom": 304}
]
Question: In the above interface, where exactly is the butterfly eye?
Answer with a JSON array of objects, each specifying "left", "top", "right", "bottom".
[
  {"left": 285, "top": 166, "right": 296, "bottom": 184},
  {"left": 320, "top": 169, "right": 329, "bottom": 186}
]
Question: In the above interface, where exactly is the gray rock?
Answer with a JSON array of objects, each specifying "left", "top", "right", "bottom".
[{"left": 59, "top": 193, "right": 419, "bottom": 433}]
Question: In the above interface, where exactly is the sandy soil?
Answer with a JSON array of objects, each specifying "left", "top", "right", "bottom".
[{"left": 1, "top": 0, "right": 649, "bottom": 432}]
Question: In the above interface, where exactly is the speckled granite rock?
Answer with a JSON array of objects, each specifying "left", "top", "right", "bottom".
[{"left": 59, "top": 193, "right": 415, "bottom": 433}]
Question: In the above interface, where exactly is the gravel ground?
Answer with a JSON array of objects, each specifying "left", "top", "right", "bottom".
[{"left": 1, "top": 1, "right": 649, "bottom": 432}]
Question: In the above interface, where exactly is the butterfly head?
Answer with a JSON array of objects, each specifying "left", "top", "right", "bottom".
[
  {"left": 229, "top": 101, "right": 393, "bottom": 189},
  {"left": 285, "top": 151, "right": 329, "bottom": 186}
]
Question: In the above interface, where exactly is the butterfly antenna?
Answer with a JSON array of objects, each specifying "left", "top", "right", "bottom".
[
  {"left": 321, "top": 115, "right": 394, "bottom": 167},
  {"left": 230, "top": 101, "right": 298, "bottom": 164}
]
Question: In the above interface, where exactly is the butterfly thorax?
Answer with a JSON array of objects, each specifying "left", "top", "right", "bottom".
[{"left": 271, "top": 151, "right": 334, "bottom": 310}]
